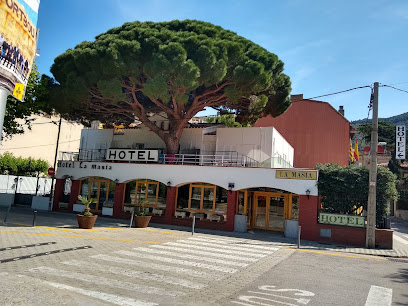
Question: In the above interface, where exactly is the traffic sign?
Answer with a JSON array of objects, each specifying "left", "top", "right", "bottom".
[
  {"left": 12, "top": 83, "right": 25, "bottom": 100},
  {"left": 48, "top": 167, "right": 55, "bottom": 176},
  {"left": 396, "top": 125, "right": 406, "bottom": 160}
]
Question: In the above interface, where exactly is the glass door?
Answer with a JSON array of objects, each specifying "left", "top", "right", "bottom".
[
  {"left": 88, "top": 179, "right": 110, "bottom": 212},
  {"left": 253, "top": 192, "right": 286, "bottom": 231}
]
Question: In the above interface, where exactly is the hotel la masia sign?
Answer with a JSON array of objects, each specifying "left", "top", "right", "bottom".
[{"left": 57, "top": 161, "right": 113, "bottom": 171}]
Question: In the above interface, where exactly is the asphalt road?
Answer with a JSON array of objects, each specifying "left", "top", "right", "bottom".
[{"left": 226, "top": 248, "right": 408, "bottom": 306}]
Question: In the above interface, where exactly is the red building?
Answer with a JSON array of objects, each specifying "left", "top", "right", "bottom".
[{"left": 254, "top": 94, "right": 354, "bottom": 168}]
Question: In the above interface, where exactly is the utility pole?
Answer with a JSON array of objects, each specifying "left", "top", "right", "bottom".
[
  {"left": 366, "top": 82, "right": 379, "bottom": 248},
  {"left": 48, "top": 117, "right": 62, "bottom": 211}
]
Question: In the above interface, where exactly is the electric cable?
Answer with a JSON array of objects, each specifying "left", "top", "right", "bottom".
[{"left": 0, "top": 139, "right": 80, "bottom": 150}]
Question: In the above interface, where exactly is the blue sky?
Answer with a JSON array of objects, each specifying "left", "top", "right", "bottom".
[{"left": 36, "top": 0, "right": 408, "bottom": 122}]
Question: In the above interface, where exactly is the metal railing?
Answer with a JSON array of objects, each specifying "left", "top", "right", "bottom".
[{"left": 59, "top": 150, "right": 258, "bottom": 168}]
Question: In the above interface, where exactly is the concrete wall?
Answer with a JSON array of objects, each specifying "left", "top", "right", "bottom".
[
  {"left": 215, "top": 127, "right": 294, "bottom": 166},
  {"left": 395, "top": 209, "right": 408, "bottom": 221},
  {"left": 0, "top": 115, "right": 83, "bottom": 165},
  {"left": 56, "top": 161, "right": 319, "bottom": 196},
  {"left": 254, "top": 99, "right": 350, "bottom": 168}
]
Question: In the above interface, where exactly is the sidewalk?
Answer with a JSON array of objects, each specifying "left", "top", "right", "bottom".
[{"left": 1, "top": 206, "right": 408, "bottom": 258}]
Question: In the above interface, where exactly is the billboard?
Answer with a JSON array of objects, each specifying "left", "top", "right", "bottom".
[{"left": 0, "top": 0, "right": 40, "bottom": 101}]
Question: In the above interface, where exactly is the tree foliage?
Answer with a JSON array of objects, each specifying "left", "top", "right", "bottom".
[
  {"left": 357, "top": 120, "right": 404, "bottom": 178},
  {"left": 316, "top": 163, "right": 398, "bottom": 225},
  {"left": 0, "top": 152, "right": 50, "bottom": 176},
  {"left": 2, "top": 64, "right": 53, "bottom": 139},
  {"left": 48, "top": 20, "right": 291, "bottom": 153},
  {"left": 205, "top": 114, "right": 246, "bottom": 127}
]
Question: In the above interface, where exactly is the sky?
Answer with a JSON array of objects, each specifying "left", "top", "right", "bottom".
[{"left": 35, "top": 0, "right": 408, "bottom": 122}]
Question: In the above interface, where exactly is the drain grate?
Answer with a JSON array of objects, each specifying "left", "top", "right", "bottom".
[{"left": 387, "top": 258, "right": 408, "bottom": 263}]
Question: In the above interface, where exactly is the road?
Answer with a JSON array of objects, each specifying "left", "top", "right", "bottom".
[{"left": 0, "top": 213, "right": 407, "bottom": 305}]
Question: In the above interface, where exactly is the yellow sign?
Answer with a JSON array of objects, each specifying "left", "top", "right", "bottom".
[
  {"left": 13, "top": 83, "right": 25, "bottom": 100},
  {"left": 276, "top": 170, "right": 317, "bottom": 180}
]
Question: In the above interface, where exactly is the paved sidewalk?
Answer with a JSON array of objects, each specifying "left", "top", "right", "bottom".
[{"left": 1, "top": 206, "right": 408, "bottom": 258}]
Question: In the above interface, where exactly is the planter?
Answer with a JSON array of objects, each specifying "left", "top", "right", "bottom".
[
  {"left": 102, "top": 207, "right": 113, "bottom": 216},
  {"left": 152, "top": 208, "right": 164, "bottom": 216},
  {"left": 77, "top": 214, "right": 98, "bottom": 229},
  {"left": 284, "top": 219, "right": 299, "bottom": 238},
  {"left": 175, "top": 211, "right": 186, "bottom": 218},
  {"left": 234, "top": 214, "right": 248, "bottom": 233},
  {"left": 133, "top": 215, "right": 152, "bottom": 228},
  {"left": 31, "top": 196, "right": 50, "bottom": 211}
]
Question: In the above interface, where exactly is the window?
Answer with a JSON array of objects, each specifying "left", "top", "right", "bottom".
[
  {"left": 124, "top": 179, "right": 167, "bottom": 208},
  {"left": 176, "top": 183, "right": 227, "bottom": 213}
]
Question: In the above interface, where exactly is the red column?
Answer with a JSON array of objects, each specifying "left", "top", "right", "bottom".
[
  {"left": 226, "top": 191, "right": 238, "bottom": 232},
  {"left": 165, "top": 187, "right": 177, "bottom": 224},
  {"left": 113, "top": 183, "right": 125, "bottom": 218},
  {"left": 68, "top": 180, "right": 81, "bottom": 212},
  {"left": 298, "top": 195, "right": 319, "bottom": 241},
  {"left": 52, "top": 179, "right": 65, "bottom": 211}
]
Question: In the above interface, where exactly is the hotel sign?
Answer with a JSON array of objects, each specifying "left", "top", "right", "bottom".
[
  {"left": 106, "top": 149, "right": 159, "bottom": 162},
  {"left": 275, "top": 170, "right": 317, "bottom": 180},
  {"left": 319, "top": 213, "right": 365, "bottom": 228},
  {"left": 396, "top": 125, "right": 406, "bottom": 160}
]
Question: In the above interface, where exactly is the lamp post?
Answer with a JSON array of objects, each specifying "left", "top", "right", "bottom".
[{"left": 48, "top": 117, "right": 62, "bottom": 211}]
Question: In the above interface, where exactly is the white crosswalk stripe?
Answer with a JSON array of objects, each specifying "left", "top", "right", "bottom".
[
  {"left": 115, "top": 250, "right": 239, "bottom": 273},
  {"left": 43, "top": 281, "right": 158, "bottom": 306},
  {"left": 150, "top": 244, "right": 260, "bottom": 262},
  {"left": 25, "top": 235, "right": 281, "bottom": 305},
  {"left": 63, "top": 260, "right": 206, "bottom": 289},
  {"left": 187, "top": 237, "right": 279, "bottom": 253},
  {"left": 162, "top": 241, "right": 268, "bottom": 258},
  {"left": 91, "top": 254, "right": 222, "bottom": 280},
  {"left": 131, "top": 247, "right": 249, "bottom": 267},
  {"left": 365, "top": 285, "right": 392, "bottom": 306},
  {"left": 29, "top": 266, "right": 185, "bottom": 297}
]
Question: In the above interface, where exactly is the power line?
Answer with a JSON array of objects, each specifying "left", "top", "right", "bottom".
[
  {"left": 382, "top": 84, "right": 408, "bottom": 94},
  {"left": 296, "top": 85, "right": 371, "bottom": 101},
  {"left": 0, "top": 139, "right": 80, "bottom": 150}
]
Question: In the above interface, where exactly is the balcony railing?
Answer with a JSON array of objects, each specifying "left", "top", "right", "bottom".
[{"left": 59, "top": 150, "right": 259, "bottom": 168}]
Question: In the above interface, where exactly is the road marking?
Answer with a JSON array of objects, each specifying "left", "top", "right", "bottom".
[
  {"left": 116, "top": 250, "right": 238, "bottom": 273},
  {"left": 232, "top": 296, "right": 299, "bottom": 306},
  {"left": 394, "top": 235, "right": 408, "bottom": 245},
  {"left": 283, "top": 248, "right": 384, "bottom": 261},
  {"left": 43, "top": 281, "right": 158, "bottom": 306},
  {"left": 29, "top": 266, "right": 184, "bottom": 297},
  {"left": 135, "top": 228, "right": 180, "bottom": 235},
  {"left": 63, "top": 260, "right": 206, "bottom": 289},
  {"left": 0, "top": 231, "right": 162, "bottom": 244},
  {"left": 35, "top": 226, "right": 122, "bottom": 233},
  {"left": 150, "top": 244, "right": 260, "bottom": 262},
  {"left": 0, "top": 246, "right": 92, "bottom": 264},
  {"left": 163, "top": 241, "right": 268, "bottom": 257},
  {"left": 0, "top": 242, "right": 56, "bottom": 252},
  {"left": 184, "top": 238, "right": 277, "bottom": 254},
  {"left": 92, "top": 254, "right": 222, "bottom": 279},
  {"left": 133, "top": 246, "right": 248, "bottom": 267},
  {"left": 365, "top": 285, "right": 392, "bottom": 306},
  {"left": 188, "top": 237, "right": 279, "bottom": 251}
]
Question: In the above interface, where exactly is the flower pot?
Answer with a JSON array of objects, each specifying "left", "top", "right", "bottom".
[
  {"left": 133, "top": 215, "right": 151, "bottom": 228},
  {"left": 77, "top": 214, "right": 98, "bottom": 229}
]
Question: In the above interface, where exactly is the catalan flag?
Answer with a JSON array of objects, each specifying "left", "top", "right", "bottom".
[{"left": 354, "top": 139, "right": 359, "bottom": 161}]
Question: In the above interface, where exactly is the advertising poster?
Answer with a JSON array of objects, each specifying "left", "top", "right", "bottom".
[{"left": 0, "top": 0, "right": 40, "bottom": 100}]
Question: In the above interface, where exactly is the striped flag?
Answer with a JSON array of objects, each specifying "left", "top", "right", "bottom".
[
  {"left": 349, "top": 139, "right": 354, "bottom": 163},
  {"left": 354, "top": 140, "right": 359, "bottom": 161}
]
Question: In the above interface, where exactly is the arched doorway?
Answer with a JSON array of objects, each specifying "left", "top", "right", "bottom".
[{"left": 79, "top": 177, "right": 116, "bottom": 213}]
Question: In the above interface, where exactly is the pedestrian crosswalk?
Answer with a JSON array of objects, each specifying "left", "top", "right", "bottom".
[{"left": 21, "top": 235, "right": 282, "bottom": 305}]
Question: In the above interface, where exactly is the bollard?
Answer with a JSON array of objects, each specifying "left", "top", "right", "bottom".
[
  {"left": 3, "top": 202, "right": 12, "bottom": 225},
  {"left": 32, "top": 210, "right": 38, "bottom": 227},
  {"left": 129, "top": 210, "right": 135, "bottom": 228},
  {"left": 192, "top": 215, "right": 196, "bottom": 235},
  {"left": 297, "top": 225, "right": 301, "bottom": 249}
]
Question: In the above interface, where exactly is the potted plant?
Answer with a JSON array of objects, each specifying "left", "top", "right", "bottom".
[
  {"left": 76, "top": 195, "right": 98, "bottom": 229},
  {"left": 133, "top": 200, "right": 151, "bottom": 228}
]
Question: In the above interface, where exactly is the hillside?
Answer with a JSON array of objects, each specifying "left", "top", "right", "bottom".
[{"left": 351, "top": 112, "right": 408, "bottom": 126}]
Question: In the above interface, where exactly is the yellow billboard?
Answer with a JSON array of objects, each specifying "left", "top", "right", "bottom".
[{"left": 0, "top": 0, "right": 40, "bottom": 100}]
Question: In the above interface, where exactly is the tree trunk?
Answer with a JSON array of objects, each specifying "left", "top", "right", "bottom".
[{"left": 165, "top": 137, "right": 180, "bottom": 154}]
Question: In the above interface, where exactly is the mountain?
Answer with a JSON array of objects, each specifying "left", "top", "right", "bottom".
[{"left": 351, "top": 112, "right": 408, "bottom": 126}]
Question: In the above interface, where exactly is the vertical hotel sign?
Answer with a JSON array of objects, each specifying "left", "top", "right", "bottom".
[
  {"left": 396, "top": 125, "right": 406, "bottom": 160},
  {"left": 0, "top": 0, "right": 40, "bottom": 100}
]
